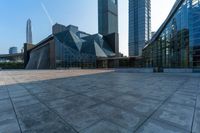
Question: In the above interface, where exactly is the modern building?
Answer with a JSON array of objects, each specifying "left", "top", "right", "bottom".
[
  {"left": 9, "top": 47, "right": 18, "bottom": 54},
  {"left": 26, "top": 19, "right": 32, "bottom": 44},
  {"left": 129, "top": 0, "right": 151, "bottom": 56},
  {"left": 24, "top": 24, "right": 118, "bottom": 69},
  {"left": 143, "top": 0, "right": 200, "bottom": 69},
  {"left": 98, "top": 0, "right": 119, "bottom": 56},
  {"left": 98, "top": 0, "right": 118, "bottom": 35}
]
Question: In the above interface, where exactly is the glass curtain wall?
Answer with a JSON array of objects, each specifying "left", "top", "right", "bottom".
[
  {"left": 143, "top": 0, "right": 200, "bottom": 68},
  {"left": 55, "top": 38, "right": 96, "bottom": 69}
]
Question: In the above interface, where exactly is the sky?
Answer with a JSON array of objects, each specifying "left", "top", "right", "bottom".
[{"left": 0, "top": 0, "right": 176, "bottom": 55}]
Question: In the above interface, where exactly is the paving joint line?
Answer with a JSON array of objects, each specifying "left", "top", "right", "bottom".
[
  {"left": 133, "top": 78, "right": 189, "bottom": 133},
  {"left": 190, "top": 84, "right": 199, "bottom": 133},
  {"left": 4, "top": 76, "right": 23, "bottom": 133},
  {"left": 10, "top": 74, "right": 79, "bottom": 133},
  {"left": 21, "top": 84, "right": 79, "bottom": 133}
]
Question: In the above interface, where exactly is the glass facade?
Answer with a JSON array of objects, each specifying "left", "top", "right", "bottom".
[
  {"left": 98, "top": 0, "right": 118, "bottom": 35},
  {"left": 143, "top": 0, "right": 200, "bottom": 68},
  {"left": 54, "top": 32, "right": 97, "bottom": 69},
  {"left": 129, "top": 0, "right": 151, "bottom": 56},
  {"left": 26, "top": 24, "right": 116, "bottom": 69}
]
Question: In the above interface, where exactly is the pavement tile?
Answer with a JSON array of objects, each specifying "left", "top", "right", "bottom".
[
  {"left": 0, "top": 86, "right": 7, "bottom": 93},
  {"left": 109, "top": 95, "right": 161, "bottom": 116},
  {"left": 23, "top": 121, "right": 77, "bottom": 133},
  {"left": 0, "top": 119, "right": 21, "bottom": 133},
  {"left": 108, "top": 94, "right": 140, "bottom": 107},
  {"left": 26, "top": 85, "right": 47, "bottom": 94},
  {"left": 15, "top": 103, "right": 49, "bottom": 117},
  {"left": 53, "top": 95, "right": 96, "bottom": 117},
  {"left": 84, "top": 90, "right": 122, "bottom": 102},
  {"left": 129, "top": 87, "right": 172, "bottom": 100},
  {"left": 80, "top": 120, "right": 131, "bottom": 133},
  {"left": 180, "top": 88, "right": 199, "bottom": 94},
  {"left": 175, "top": 91, "right": 198, "bottom": 97},
  {"left": 153, "top": 103, "right": 194, "bottom": 131},
  {"left": 136, "top": 119, "right": 189, "bottom": 133},
  {"left": 35, "top": 90, "right": 74, "bottom": 102},
  {"left": 22, "top": 83, "right": 37, "bottom": 89},
  {"left": 64, "top": 110, "right": 101, "bottom": 132},
  {"left": 12, "top": 95, "right": 40, "bottom": 109},
  {"left": 66, "top": 95, "right": 98, "bottom": 108},
  {"left": 0, "top": 99, "right": 13, "bottom": 113},
  {"left": 8, "top": 87, "right": 29, "bottom": 98},
  {"left": 0, "top": 110, "right": 16, "bottom": 122},
  {"left": 90, "top": 103, "right": 146, "bottom": 131},
  {"left": 0, "top": 91, "right": 9, "bottom": 100},
  {"left": 46, "top": 97, "right": 73, "bottom": 109},
  {"left": 192, "top": 109, "right": 200, "bottom": 133},
  {"left": 54, "top": 101, "right": 92, "bottom": 118},
  {"left": 82, "top": 89, "right": 108, "bottom": 97},
  {"left": 197, "top": 95, "right": 200, "bottom": 109},
  {"left": 168, "top": 93, "right": 196, "bottom": 107},
  {"left": 65, "top": 86, "right": 92, "bottom": 93},
  {"left": 17, "top": 107, "right": 62, "bottom": 132},
  {"left": 7, "top": 84, "right": 25, "bottom": 91}
]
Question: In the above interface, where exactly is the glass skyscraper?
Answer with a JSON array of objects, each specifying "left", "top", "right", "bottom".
[
  {"left": 98, "top": 0, "right": 119, "bottom": 56},
  {"left": 129, "top": 0, "right": 151, "bottom": 56},
  {"left": 98, "top": 0, "right": 118, "bottom": 35},
  {"left": 26, "top": 19, "right": 32, "bottom": 44},
  {"left": 143, "top": 0, "right": 200, "bottom": 69}
]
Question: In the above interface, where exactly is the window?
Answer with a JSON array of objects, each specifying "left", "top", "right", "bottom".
[{"left": 111, "top": 0, "right": 117, "bottom": 5}]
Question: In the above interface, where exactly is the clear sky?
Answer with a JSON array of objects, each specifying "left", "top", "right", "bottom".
[{"left": 0, "top": 0, "right": 176, "bottom": 55}]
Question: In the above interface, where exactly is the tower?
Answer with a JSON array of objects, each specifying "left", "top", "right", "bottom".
[
  {"left": 129, "top": 0, "right": 151, "bottom": 56},
  {"left": 98, "top": 0, "right": 119, "bottom": 56},
  {"left": 98, "top": 0, "right": 118, "bottom": 35},
  {"left": 26, "top": 19, "right": 33, "bottom": 44}
]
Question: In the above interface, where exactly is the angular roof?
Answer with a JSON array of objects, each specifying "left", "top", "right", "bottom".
[{"left": 144, "top": 0, "right": 184, "bottom": 48}]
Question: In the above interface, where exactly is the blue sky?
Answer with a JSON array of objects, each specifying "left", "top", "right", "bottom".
[{"left": 0, "top": 0, "right": 175, "bottom": 55}]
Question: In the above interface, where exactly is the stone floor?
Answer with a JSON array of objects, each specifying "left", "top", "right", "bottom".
[{"left": 0, "top": 70, "right": 199, "bottom": 133}]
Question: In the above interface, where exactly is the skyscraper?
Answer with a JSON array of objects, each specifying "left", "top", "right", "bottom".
[
  {"left": 129, "top": 0, "right": 151, "bottom": 56},
  {"left": 26, "top": 19, "right": 32, "bottom": 44},
  {"left": 98, "top": 0, "right": 118, "bottom": 35},
  {"left": 98, "top": 0, "right": 119, "bottom": 56}
]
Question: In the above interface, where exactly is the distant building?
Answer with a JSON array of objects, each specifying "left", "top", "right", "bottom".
[
  {"left": 98, "top": 0, "right": 119, "bottom": 56},
  {"left": 0, "top": 53, "right": 23, "bottom": 63},
  {"left": 129, "top": 0, "right": 151, "bottom": 56},
  {"left": 9, "top": 47, "right": 18, "bottom": 54},
  {"left": 26, "top": 19, "right": 32, "bottom": 44}
]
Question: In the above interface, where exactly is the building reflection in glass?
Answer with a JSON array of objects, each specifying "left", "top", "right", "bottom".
[{"left": 143, "top": 0, "right": 200, "bottom": 68}]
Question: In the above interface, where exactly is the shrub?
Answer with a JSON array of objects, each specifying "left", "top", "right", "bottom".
[{"left": 0, "top": 62, "right": 24, "bottom": 69}]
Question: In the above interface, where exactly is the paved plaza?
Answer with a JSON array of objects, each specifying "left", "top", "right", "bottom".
[{"left": 0, "top": 70, "right": 199, "bottom": 133}]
